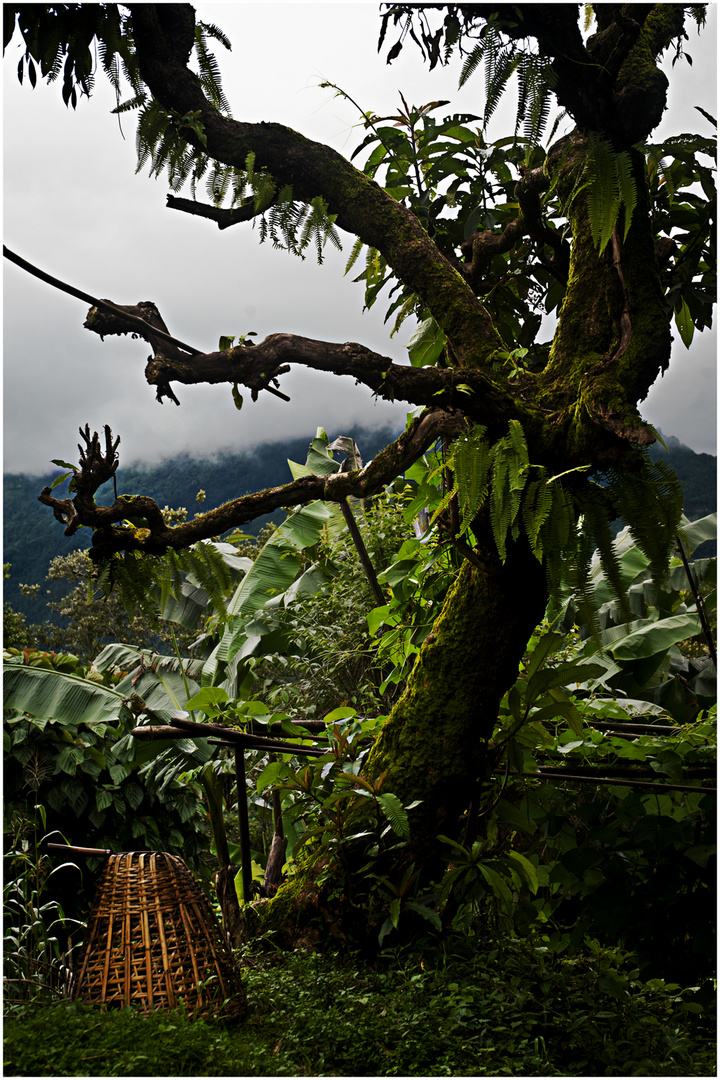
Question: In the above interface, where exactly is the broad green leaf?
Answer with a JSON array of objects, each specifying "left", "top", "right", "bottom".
[
  {"left": 3, "top": 665, "right": 131, "bottom": 726},
  {"left": 126, "top": 668, "right": 199, "bottom": 716},
  {"left": 404, "top": 900, "right": 442, "bottom": 930},
  {"left": 256, "top": 759, "right": 290, "bottom": 793},
  {"left": 323, "top": 706, "right": 358, "bottom": 723},
  {"left": 367, "top": 604, "right": 391, "bottom": 636},
  {"left": 677, "top": 512, "right": 716, "bottom": 556},
  {"left": 674, "top": 296, "right": 695, "bottom": 348},
  {"left": 478, "top": 864, "right": 514, "bottom": 910},
  {"left": 405, "top": 316, "right": 446, "bottom": 367},
  {"left": 389, "top": 896, "right": 401, "bottom": 928},
  {"left": 525, "top": 631, "right": 564, "bottom": 681},
  {"left": 159, "top": 579, "right": 210, "bottom": 631},
  {"left": 185, "top": 686, "right": 230, "bottom": 713},
  {"left": 378, "top": 792, "right": 410, "bottom": 839},
  {"left": 610, "top": 613, "right": 703, "bottom": 660},
  {"left": 507, "top": 850, "right": 539, "bottom": 894},
  {"left": 226, "top": 502, "right": 331, "bottom": 618},
  {"left": 526, "top": 662, "right": 607, "bottom": 702}
]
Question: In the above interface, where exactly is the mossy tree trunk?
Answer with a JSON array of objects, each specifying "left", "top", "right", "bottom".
[{"left": 365, "top": 516, "right": 548, "bottom": 863}]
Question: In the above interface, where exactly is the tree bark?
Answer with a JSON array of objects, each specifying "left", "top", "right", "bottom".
[{"left": 365, "top": 514, "right": 548, "bottom": 864}]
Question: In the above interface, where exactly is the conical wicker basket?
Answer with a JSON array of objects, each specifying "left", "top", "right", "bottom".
[{"left": 72, "top": 851, "right": 245, "bottom": 1022}]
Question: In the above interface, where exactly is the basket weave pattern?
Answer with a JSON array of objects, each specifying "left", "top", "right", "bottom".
[{"left": 73, "top": 851, "right": 245, "bottom": 1022}]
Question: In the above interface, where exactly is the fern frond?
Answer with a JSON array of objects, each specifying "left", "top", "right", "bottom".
[
  {"left": 194, "top": 24, "right": 232, "bottom": 116},
  {"left": 135, "top": 101, "right": 170, "bottom": 174},
  {"left": 611, "top": 457, "right": 684, "bottom": 584},
  {"left": 450, "top": 425, "right": 490, "bottom": 533},
  {"left": 42, "top": 43, "right": 64, "bottom": 84},
  {"left": 484, "top": 46, "right": 522, "bottom": 130},
  {"left": 197, "top": 20, "right": 232, "bottom": 52},
  {"left": 458, "top": 42, "right": 486, "bottom": 89},
  {"left": 521, "top": 472, "right": 553, "bottom": 560},
  {"left": 488, "top": 426, "right": 529, "bottom": 561},
  {"left": 344, "top": 236, "right": 365, "bottom": 277},
  {"left": 389, "top": 293, "right": 421, "bottom": 336},
  {"left": 583, "top": 493, "right": 628, "bottom": 618},
  {"left": 112, "top": 92, "right": 147, "bottom": 115},
  {"left": 587, "top": 133, "right": 620, "bottom": 253},
  {"left": 204, "top": 160, "right": 231, "bottom": 205}
]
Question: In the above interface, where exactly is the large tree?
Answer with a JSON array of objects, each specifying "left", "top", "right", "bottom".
[{"left": 5, "top": 5, "right": 714, "bottom": 878}]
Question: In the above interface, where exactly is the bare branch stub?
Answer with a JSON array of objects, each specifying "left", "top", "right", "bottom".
[
  {"left": 166, "top": 194, "right": 272, "bottom": 230},
  {"left": 75, "top": 424, "right": 121, "bottom": 496}
]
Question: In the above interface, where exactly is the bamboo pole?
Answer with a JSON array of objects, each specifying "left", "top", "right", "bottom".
[{"left": 234, "top": 749, "right": 254, "bottom": 904}]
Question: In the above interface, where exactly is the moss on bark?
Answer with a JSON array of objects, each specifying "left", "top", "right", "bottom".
[{"left": 364, "top": 521, "right": 547, "bottom": 848}]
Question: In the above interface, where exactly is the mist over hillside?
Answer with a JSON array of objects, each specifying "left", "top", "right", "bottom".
[{"left": 4, "top": 428, "right": 716, "bottom": 624}]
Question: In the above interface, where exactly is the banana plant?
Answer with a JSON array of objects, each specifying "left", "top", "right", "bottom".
[{"left": 563, "top": 513, "right": 716, "bottom": 723}]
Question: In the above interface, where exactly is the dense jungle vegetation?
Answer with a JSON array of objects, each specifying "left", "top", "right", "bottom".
[{"left": 3, "top": 2, "right": 717, "bottom": 1076}]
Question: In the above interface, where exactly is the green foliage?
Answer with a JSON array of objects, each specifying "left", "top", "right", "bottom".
[
  {"left": 4, "top": 805, "right": 82, "bottom": 1007},
  {"left": 3, "top": 428, "right": 399, "bottom": 629},
  {"left": 3, "top": 940, "right": 714, "bottom": 1076},
  {"left": 645, "top": 127, "right": 716, "bottom": 343},
  {"left": 6, "top": 5, "right": 140, "bottom": 109},
  {"left": 3, "top": 651, "right": 209, "bottom": 912},
  {"left": 583, "top": 133, "right": 638, "bottom": 253},
  {"left": 16, "top": 549, "right": 197, "bottom": 662},
  {"left": 373, "top": 420, "right": 685, "bottom": 663},
  {"left": 457, "top": 18, "right": 557, "bottom": 146}
]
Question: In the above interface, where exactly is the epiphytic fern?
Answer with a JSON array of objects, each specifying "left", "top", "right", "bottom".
[
  {"left": 585, "top": 133, "right": 638, "bottom": 252},
  {"left": 97, "top": 539, "right": 237, "bottom": 630},
  {"left": 430, "top": 420, "right": 683, "bottom": 635},
  {"left": 458, "top": 19, "right": 557, "bottom": 149}
]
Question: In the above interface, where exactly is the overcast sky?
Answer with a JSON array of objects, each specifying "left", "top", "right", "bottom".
[{"left": 3, "top": 3, "right": 717, "bottom": 477}]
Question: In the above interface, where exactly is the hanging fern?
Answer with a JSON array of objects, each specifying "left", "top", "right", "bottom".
[
  {"left": 194, "top": 22, "right": 232, "bottom": 117},
  {"left": 96, "top": 539, "right": 237, "bottom": 631},
  {"left": 458, "top": 19, "right": 557, "bottom": 152},
  {"left": 610, "top": 456, "right": 684, "bottom": 584},
  {"left": 585, "top": 133, "right": 638, "bottom": 252},
  {"left": 427, "top": 418, "right": 683, "bottom": 637}
]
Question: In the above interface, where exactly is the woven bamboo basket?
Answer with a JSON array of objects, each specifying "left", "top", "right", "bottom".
[{"left": 72, "top": 851, "right": 245, "bottom": 1022}]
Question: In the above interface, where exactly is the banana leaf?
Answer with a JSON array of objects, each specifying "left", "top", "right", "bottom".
[
  {"left": 609, "top": 612, "right": 703, "bottom": 660},
  {"left": 4, "top": 664, "right": 131, "bottom": 726},
  {"left": 226, "top": 501, "right": 331, "bottom": 618}
]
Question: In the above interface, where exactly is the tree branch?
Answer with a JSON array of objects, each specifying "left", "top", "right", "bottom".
[
  {"left": 166, "top": 194, "right": 271, "bottom": 229},
  {"left": 4, "top": 245, "right": 198, "bottom": 357},
  {"left": 82, "top": 298, "right": 525, "bottom": 426},
  {"left": 38, "top": 408, "right": 470, "bottom": 559},
  {"left": 459, "top": 164, "right": 570, "bottom": 294},
  {"left": 127, "top": 4, "right": 505, "bottom": 367}
]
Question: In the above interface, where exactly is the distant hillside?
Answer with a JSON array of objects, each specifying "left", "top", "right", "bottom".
[
  {"left": 4, "top": 430, "right": 716, "bottom": 623},
  {"left": 4, "top": 425, "right": 398, "bottom": 621},
  {"left": 649, "top": 436, "right": 717, "bottom": 523}
]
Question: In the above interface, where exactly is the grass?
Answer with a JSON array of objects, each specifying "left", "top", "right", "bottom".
[{"left": 3, "top": 936, "right": 715, "bottom": 1077}]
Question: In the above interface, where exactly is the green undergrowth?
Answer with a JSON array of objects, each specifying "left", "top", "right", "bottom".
[{"left": 3, "top": 935, "right": 715, "bottom": 1077}]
